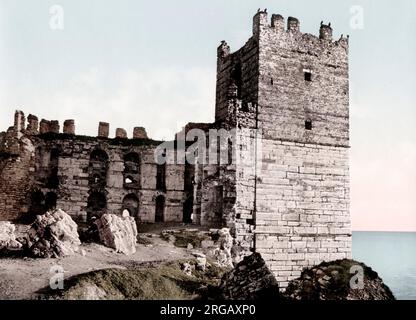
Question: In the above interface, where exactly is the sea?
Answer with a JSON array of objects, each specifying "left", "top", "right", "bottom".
[{"left": 352, "top": 231, "right": 416, "bottom": 300}]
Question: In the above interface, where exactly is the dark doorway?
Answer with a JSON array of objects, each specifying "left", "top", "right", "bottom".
[
  {"left": 87, "top": 191, "right": 107, "bottom": 222},
  {"left": 45, "top": 192, "right": 57, "bottom": 211},
  {"left": 30, "top": 190, "right": 45, "bottom": 216},
  {"left": 155, "top": 195, "right": 165, "bottom": 222},
  {"left": 183, "top": 196, "right": 193, "bottom": 223}
]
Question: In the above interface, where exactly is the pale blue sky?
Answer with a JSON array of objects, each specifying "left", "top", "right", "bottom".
[{"left": 0, "top": 0, "right": 415, "bottom": 231}]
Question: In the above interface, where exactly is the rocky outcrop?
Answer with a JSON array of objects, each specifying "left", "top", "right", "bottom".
[
  {"left": 95, "top": 214, "right": 137, "bottom": 255},
  {"left": 284, "top": 259, "right": 395, "bottom": 300},
  {"left": 219, "top": 252, "right": 280, "bottom": 300},
  {"left": 0, "top": 221, "right": 22, "bottom": 252},
  {"left": 27, "top": 209, "right": 81, "bottom": 258}
]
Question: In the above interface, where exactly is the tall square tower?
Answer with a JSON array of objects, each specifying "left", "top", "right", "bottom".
[{"left": 215, "top": 10, "right": 351, "bottom": 288}]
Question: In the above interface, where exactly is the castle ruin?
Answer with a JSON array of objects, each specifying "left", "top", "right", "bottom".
[{"left": 0, "top": 11, "right": 351, "bottom": 288}]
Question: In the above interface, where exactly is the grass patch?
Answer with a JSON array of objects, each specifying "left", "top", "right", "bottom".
[{"left": 46, "top": 259, "right": 227, "bottom": 300}]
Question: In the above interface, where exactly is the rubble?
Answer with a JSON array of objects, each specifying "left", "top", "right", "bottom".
[
  {"left": 192, "top": 252, "right": 207, "bottom": 271},
  {"left": 27, "top": 209, "right": 81, "bottom": 258},
  {"left": 180, "top": 262, "right": 193, "bottom": 276},
  {"left": 95, "top": 213, "right": 138, "bottom": 255},
  {"left": 0, "top": 221, "right": 22, "bottom": 252},
  {"left": 219, "top": 252, "right": 280, "bottom": 300},
  {"left": 212, "top": 228, "right": 234, "bottom": 268}
]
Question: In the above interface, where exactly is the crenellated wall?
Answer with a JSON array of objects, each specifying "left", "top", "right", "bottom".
[{"left": 0, "top": 111, "right": 185, "bottom": 225}]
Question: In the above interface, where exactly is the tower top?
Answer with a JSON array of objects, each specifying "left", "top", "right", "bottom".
[{"left": 251, "top": 10, "right": 348, "bottom": 47}]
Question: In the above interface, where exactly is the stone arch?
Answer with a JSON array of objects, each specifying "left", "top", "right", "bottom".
[
  {"left": 122, "top": 193, "right": 139, "bottom": 217},
  {"left": 88, "top": 149, "right": 109, "bottom": 188},
  {"left": 86, "top": 191, "right": 107, "bottom": 222},
  {"left": 155, "top": 195, "right": 165, "bottom": 222},
  {"left": 123, "top": 152, "right": 140, "bottom": 189}
]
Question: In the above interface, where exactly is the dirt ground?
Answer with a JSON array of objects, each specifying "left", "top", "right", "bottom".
[{"left": 0, "top": 234, "right": 192, "bottom": 300}]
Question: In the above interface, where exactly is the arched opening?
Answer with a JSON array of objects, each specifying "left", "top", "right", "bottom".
[
  {"left": 29, "top": 190, "right": 45, "bottom": 216},
  {"left": 89, "top": 149, "right": 109, "bottom": 188},
  {"left": 122, "top": 193, "right": 139, "bottom": 217},
  {"left": 45, "top": 192, "right": 57, "bottom": 211},
  {"left": 155, "top": 195, "right": 165, "bottom": 222},
  {"left": 123, "top": 152, "right": 140, "bottom": 189},
  {"left": 87, "top": 191, "right": 107, "bottom": 222}
]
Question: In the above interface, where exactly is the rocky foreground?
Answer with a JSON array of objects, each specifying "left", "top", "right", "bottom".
[
  {"left": 220, "top": 253, "right": 395, "bottom": 301},
  {"left": 0, "top": 209, "right": 395, "bottom": 300}
]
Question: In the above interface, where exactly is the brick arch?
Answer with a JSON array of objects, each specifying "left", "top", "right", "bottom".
[
  {"left": 123, "top": 152, "right": 140, "bottom": 189},
  {"left": 88, "top": 148, "right": 109, "bottom": 188},
  {"left": 122, "top": 193, "right": 139, "bottom": 217}
]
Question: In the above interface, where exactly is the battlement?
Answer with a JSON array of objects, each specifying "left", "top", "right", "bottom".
[
  {"left": 2, "top": 111, "right": 150, "bottom": 140},
  {"left": 251, "top": 9, "right": 348, "bottom": 46},
  {"left": 217, "top": 10, "right": 348, "bottom": 64}
]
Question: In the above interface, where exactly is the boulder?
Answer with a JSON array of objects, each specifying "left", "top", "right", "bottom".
[
  {"left": 192, "top": 252, "right": 207, "bottom": 271},
  {"left": 95, "top": 214, "right": 137, "bottom": 255},
  {"left": 181, "top": 262, "right": 193, "bottom": 276},
  {"left": 27, "top": 209, "right": 81, "bottom": 258},
  {"left": 0, "top": 221, "right": 22, "bottom": 252},
  {"left": 283, "top": 259, "right": 396, "bottom": 300},
  {"left": 219, "top": 252, "right": 280, "bottom": 300},
  {"left": 212, "top": 228, "right": 234, "bottom": 268}
]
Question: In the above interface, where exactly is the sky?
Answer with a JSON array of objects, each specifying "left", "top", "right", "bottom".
[{"left": 0, "top": 0, "right": 415, "bottom": 231}]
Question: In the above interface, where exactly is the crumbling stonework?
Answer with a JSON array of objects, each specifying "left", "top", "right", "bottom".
[
  {"left": 0, "top": 221, "right": 22, "bottom": 251},
  {"left": 219, "top": 252, "right": 280, "bottom": 300},
  {"left": 0, "top": 113, "right": 185, "bottom": 226},
  {"left": 0, "top": 10, "right": 351, "bottom": 289}
]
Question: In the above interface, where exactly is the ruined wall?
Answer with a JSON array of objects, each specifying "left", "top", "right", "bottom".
[
  {"left": 0, "top": 112, "right": 36, "bottom": 222},
  {"left": 0, "top": 111, "right": 186, "bottom": 225},
  {"left": 54, "top": 139, "right": 185, "bottom": 224}
]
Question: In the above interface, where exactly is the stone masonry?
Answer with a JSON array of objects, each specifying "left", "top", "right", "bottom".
[
  {"left": 191, "top": 10, "right": 351, "bottom": 288},
  {"left": 0, "top": 113, "right": 185, "bottom": 226},
  {"left": 0, "top": 11, "right": 351, "bottom": 289}
]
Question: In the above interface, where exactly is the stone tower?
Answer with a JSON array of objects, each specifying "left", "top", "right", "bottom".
[{"left": 215, "top": 10, "right": 351, "bottom": 288}]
